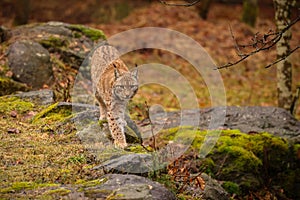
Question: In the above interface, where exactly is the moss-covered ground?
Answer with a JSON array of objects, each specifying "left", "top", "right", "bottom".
[
  {"left": 0, "top": 96, "right": 299, "bottom": 199},
  {"left": 0, "top": 97, "right": 103, "bottom": 199}
]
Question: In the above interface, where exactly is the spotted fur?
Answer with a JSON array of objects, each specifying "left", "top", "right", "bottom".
[{"left": 91, "top": 45, "right": 138, "bottom": 148}]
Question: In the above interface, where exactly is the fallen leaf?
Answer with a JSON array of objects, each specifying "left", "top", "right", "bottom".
[
  {"left": 195, "top": 176, "right": 205, "bottom": 190},
  {"left": 10, "top": 110, "right": 18, "bottom": 118},
  {"left": 7, "top": 128, "right": 20, "bottom": 134}
]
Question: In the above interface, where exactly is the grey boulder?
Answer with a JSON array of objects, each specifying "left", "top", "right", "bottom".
[
  {"left": 8, "top": 40, "right": 53, "bottom": 88},
  {"left": 81, "top": 174, "right": 177, "bottom": 200}
]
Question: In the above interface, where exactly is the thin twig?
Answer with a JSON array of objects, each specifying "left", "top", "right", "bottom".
[
  {"left": 158, "top": 0, "right": 201, "bottom": 7},
  {"left": 229, "top": 24, "right": 245, "bottom": 58},
  {"left": 145, "top": 101, "right": 157, "bottom": 151},
  {"left": 217, "top": 15, "right": 300, "bottom": 69},
  {"left": 265, "top": 45, "right": 300, "bottom": 68},
  {"left": 215, "top": 153, "right": 228, "bottom": 177},
  {"left": 140, "top": 143, "right": 151, "bottom": 152}
]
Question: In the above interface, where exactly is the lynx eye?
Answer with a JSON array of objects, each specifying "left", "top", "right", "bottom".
[
  {"left": 131, "top": 85, "right": 138, "bottom": 91},
  {"left": 116, "top": 85, "right": 125, "bottom": 89}
]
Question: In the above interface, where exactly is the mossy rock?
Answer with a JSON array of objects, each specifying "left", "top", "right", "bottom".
[
  {"left": 68, "top": 24, "right": 106, "bottom": 41},
  {"left": 79, "top": 174, "right": 176, "bottom": 200},
  {"left": 2, "top": 22, "right": 107, "bottom": 101},
  {"left": 155, "top": 127, "right": 300, "bottom": 198},
  {"left": 39, "top": 35, "right": 69, "bottom": 48},
  {"left": 0, "top": 182, "right": 59, "bottom": 194},
  {"left": 0, "top": 76, "right": 29, "bottom": 96},
  {"left": 42, "top": 187, "right": 71, "bottom": 196},
  {"left": 31, "top": 102, "right": 73, "bottom": 124},
  {"left": 0, "top": 96, "right": 34, "bottom": 114}
]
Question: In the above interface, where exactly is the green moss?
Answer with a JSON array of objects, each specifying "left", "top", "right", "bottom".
[
  {"left": 126, "top": 144, "right": 150, "bottom": 153},
  {"left": 32, "top": 103, "right": 58, "bottom": 122},
  {"left": 0, "top": 96, "right": 34, "bottom": 114},
  {"left": 98, "top": 119, "right": 108, "bottom": 127},
  {"left": 67, "top": 154, "right": 86, "bottom": 164},
  {"left": 50, "top": 54, "right": 67, "bottom": 69},
  {"left": 217, "top": 145, "right": 262, "bottom": 172},
  {"left": 77, "top": 178, "right": 108, "bottom": 191},
  {"left": 97, "top": 148, "right": 134, "bottom": 162},
  {"left": 151, "top": 173, "right": 177, "bottom": 195},
  {"left": 42, "top": 187, "right": 71, "bottom": 196},
  {"left": 0, "top": 77, "right": 29, "bottom": 96},
  {"left": 294, "top": 144, "right": 300, "bottom": 154},
  {"left": 77, "top": 179, "right": 110, "bottom": 196},
  {"left": 107, "top": 193, "right": 125, "bottom": 199},
  {"left": 0, "top": 182, "right": 58, "bottom": 193},
  {"left": 31, "top": 103, "right": 72, "bottom": 124},
  {"left": 222, "top": 181, "right": 241, "bottom": 195},
  {"left": 177, "top": 194, "right": 201, "bottom": 200},
  {"left": 155, "top": 128, "right": 298, "bottom": 194},
  {"left": 0, "top": 64, "right": 10, "bottom": 75},
  {"left": 72, "top": 31, "right": 82, "bottom": 38},
  {"left": 202, "top": 157, "right": 215, "bottom": 175},
  {"left": 82, "top": 28, "right": 106, "bottom": 41},
  {"left": 69, "top": 25, "right": 106, "bottom": 41},
  {"left": 40, "top": 36, "right": 68, "bottom": 48},
  {"left": 158, "top": 126, "right": 196, "bottom": 141}
]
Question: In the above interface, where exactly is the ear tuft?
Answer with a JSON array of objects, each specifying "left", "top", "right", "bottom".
[{"left": 132, "top": 64, "right": 138, "bottom": 78}]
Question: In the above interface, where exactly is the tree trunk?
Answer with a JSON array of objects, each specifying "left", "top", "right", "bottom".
[
  {"left": 196, "top": 0, "right": 212, "bottom": 20},
  {"left": 13, "top": 0, "right": 30, "bottom": 25},
  {"left": 273, "top": 0, "right": 295, "bottom": 111},
  {"left": 242, "top": 0, "right": 258, "bottom": 27}
]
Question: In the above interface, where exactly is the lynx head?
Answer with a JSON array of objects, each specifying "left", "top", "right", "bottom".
[{"left": 113, "top": 64, "right": 138, "bottom": 101}]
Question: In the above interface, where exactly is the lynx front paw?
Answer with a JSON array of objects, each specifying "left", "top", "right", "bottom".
[
  {"left": 114, "top": 140, "right": 128, "bottom": 149},
  {"left": 99, "top": 115, "right": 107, "bottom": 121}
]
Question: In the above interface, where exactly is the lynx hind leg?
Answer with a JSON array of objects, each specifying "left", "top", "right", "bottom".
[
  {"left": 107, "top": 113, "right": 127, "bottom": 148},
  {"left": 95, "top": 91, "right": 107, "bottom": 120}
]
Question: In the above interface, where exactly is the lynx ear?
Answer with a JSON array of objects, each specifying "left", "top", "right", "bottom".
[
  {"left": 113, "top": 63, "right": 120, "bottom": 80},
  {"left": 132, "top": 64, "right": 138, "bottom": 78}
]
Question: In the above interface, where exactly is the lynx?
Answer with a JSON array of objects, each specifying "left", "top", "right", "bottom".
[{"left": 91, "top": 45, "right": 138, "bottom": 148}]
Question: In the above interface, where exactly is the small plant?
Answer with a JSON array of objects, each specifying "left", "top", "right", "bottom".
[
  {"left": 222, "top": 181, "right": 241, "bottom": 195},
  {"left": 67, "top": 154, "right": 86, "bottom": 164},
  {"left": 167, "top": 155, "right": 206, "bottom": 194}
]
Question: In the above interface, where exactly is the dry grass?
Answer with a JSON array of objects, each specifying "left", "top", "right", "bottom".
[{"left": 0, "top": 97, "right": 102, "bottom": 198}]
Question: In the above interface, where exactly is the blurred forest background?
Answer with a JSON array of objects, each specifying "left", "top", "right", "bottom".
[
  {"left": 0, "top": 0, "right": 299, "bottom": 117},
  {"left": 1, "top": 1, "right": 300, "bottom": 199}
]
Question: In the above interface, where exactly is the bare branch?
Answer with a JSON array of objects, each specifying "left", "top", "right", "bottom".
[
  {"left": 265, "top": 45, "right": 300, "bottom": 68},
  {"left": 217, "top": 15, "right": 300, "bottom": 69},
  {"left": 158, "top": 0, "right": 201, "bottom": 7},
  {"left": 229, "top": 24, "right": 246, "bottom": 58},
  {"left": 145, "top": 101, "right": 157, "bottom": 151}
]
